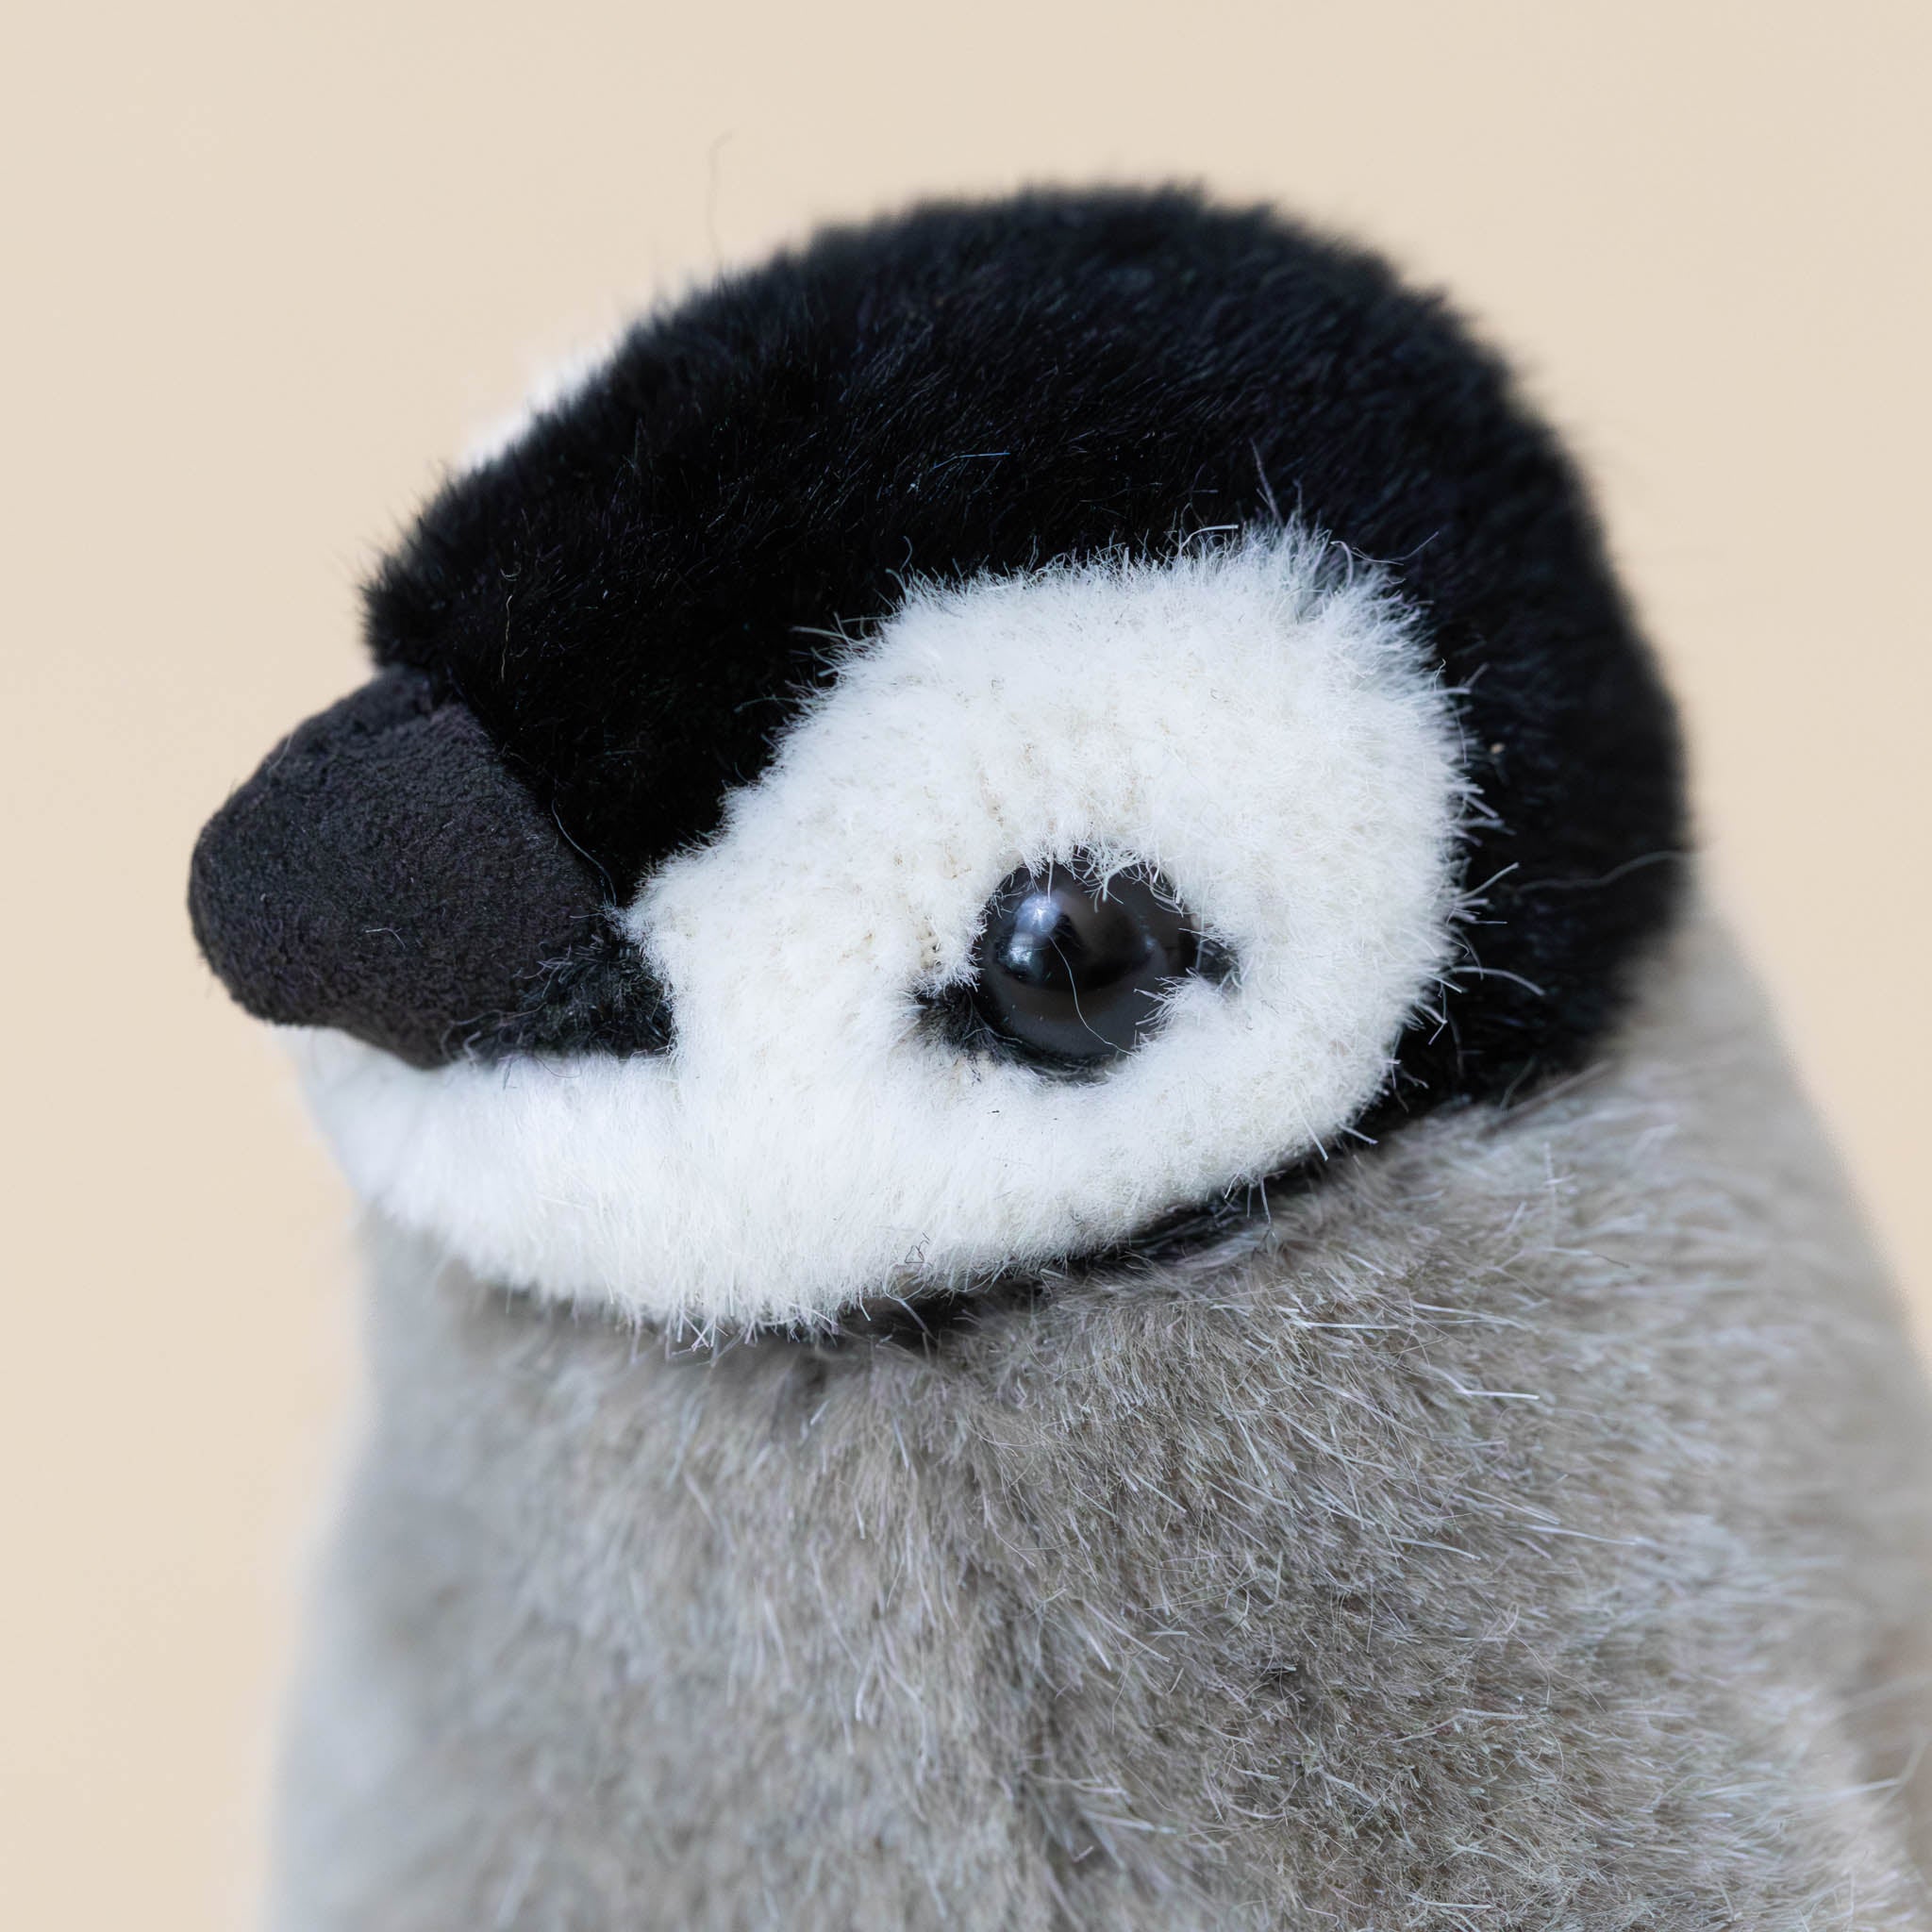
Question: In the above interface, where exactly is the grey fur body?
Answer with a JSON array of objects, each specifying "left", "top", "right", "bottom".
[{"left": 275, "top": 911, "right": 1932, "bottom": 1929}]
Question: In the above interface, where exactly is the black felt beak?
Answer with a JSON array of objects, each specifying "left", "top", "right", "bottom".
[{"left": 189, "top": 669, "right": 637, "bottom": 1068}]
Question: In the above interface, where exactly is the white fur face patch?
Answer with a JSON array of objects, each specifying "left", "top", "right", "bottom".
[{"left": 294, "top": 530, "right": 1470, "bottom": 1332}]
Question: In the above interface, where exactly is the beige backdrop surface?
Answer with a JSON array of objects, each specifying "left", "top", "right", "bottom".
[{"left": 4, "top": 3, "right": 1928, "bottom": 1925}]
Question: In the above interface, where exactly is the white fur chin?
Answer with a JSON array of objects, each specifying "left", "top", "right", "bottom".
[{"left": 295, "top": 529, "right": 1471, "bottom": 1333}]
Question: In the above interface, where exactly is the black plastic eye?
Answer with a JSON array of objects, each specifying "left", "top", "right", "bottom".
[{"left": 967, "top": 862, "right": 1204, "bottom": 1065}]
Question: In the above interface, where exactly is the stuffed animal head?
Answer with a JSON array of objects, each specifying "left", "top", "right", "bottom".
[{"left": 189, "top": 188, "right": 1685, "bottom": 1335}]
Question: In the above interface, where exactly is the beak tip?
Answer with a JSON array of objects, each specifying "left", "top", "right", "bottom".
[{"left": 187, "top": 671, "right": 607, "bottom": 1066}]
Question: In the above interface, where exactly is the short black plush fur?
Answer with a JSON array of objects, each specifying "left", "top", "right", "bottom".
[
  {"left": 360, "top": 187, "right": 1684, "bottom": 1104},
  {"left": 193, "top": 187, "right": 1683, "bottom": 1113}
]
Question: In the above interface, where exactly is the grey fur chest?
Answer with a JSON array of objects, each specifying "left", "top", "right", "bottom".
[{"left": 275, "top": 924, "right": 1932, "bottom": 1929}]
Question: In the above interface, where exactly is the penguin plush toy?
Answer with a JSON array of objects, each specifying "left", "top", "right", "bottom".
[{"left": 191, "top": 190, "right": 1932, "bottom": 1929}]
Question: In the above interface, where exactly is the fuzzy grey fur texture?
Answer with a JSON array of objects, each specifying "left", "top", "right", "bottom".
[{"left": 274, "top": 909, "right": 1932, "bottom": 1929}]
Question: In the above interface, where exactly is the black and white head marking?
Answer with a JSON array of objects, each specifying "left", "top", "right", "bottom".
[
  {"left": 191, "top": 187, "right": 1687, "bottom": 1334},
  {"left": 298, "top": 531, "right": 1470, "bottom": 1328}
]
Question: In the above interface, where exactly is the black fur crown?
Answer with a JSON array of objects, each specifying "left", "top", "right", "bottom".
[{"left": 192, "top": 187, "right": 1685, "bottom": 1108}]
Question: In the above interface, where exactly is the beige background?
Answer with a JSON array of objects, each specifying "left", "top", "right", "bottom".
[{"left": 4, "top": 3, "right": 1928, "bottom": 1924}]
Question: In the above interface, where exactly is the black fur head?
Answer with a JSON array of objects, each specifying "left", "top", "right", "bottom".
[{"left": 192, "top": 186, "right": 1684, "bottom": 1110}]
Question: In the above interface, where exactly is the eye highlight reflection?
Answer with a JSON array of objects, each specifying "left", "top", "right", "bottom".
[{"left": 963, "top": 861, "right": 1208, "bottom": 1065}]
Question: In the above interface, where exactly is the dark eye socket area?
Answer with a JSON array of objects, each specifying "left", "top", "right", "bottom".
[{"left": 962, "top": 861, "right": 1210, "bottom": 1066}]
